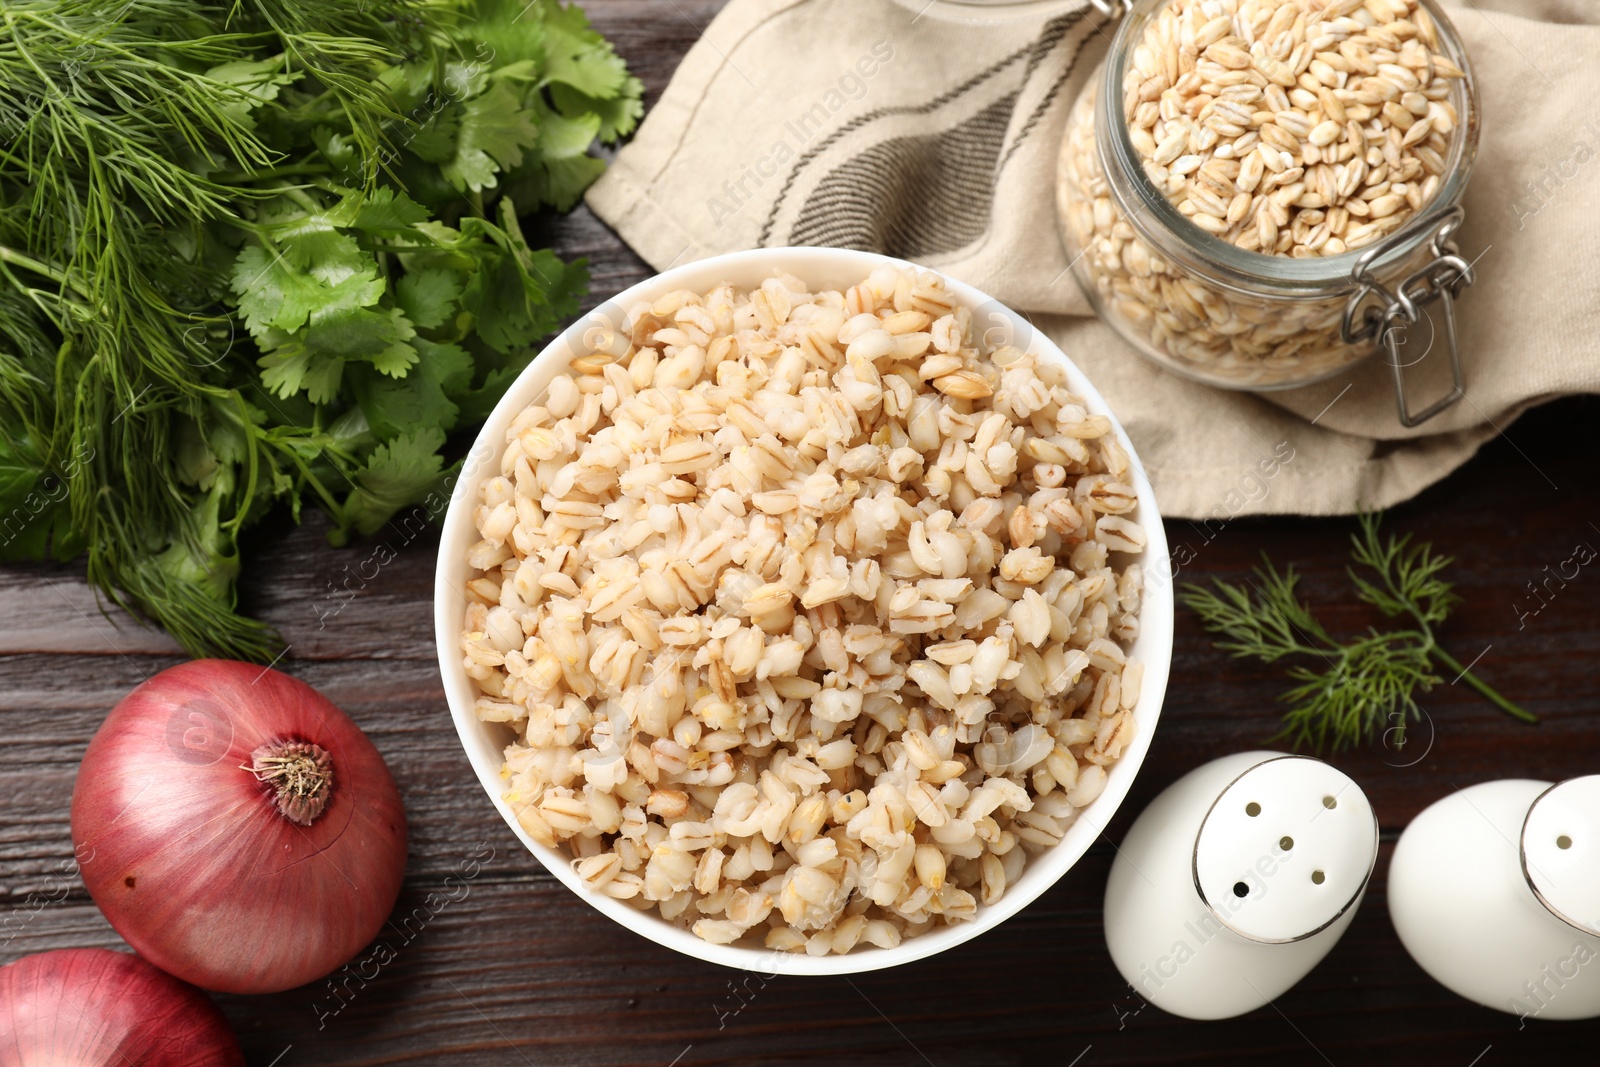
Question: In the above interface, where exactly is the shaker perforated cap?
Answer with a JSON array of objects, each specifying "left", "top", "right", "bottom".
[
  {"left": 1192, "top": 755, "right": 1378, "bottom": 944},
  {"left": 1522, "top": 775, "right": 1600, "bottom": 937}
]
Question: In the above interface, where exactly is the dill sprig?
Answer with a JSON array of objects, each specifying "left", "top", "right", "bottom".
[
  {"left": 1179, "top": 513, "right": 1535, "bottom": 752},
  {"left": 0, "top": 0, "right": 641, "bottom": 661},
  {"left": 0, "top": 0, "right": 429, "bottom": 659}
]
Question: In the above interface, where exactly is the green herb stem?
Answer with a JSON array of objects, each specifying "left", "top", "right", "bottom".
[
  {"left": 0, "top": 245, "right": 84, "bottom": 298},
  {"left": 211, "top": 162, "right": 332, "bottom": 184},
  {"left": 0, "top": 0, "right": 642, "bottom": 660},
  {"left": 1180, "top": 512, "right": 1537, "bottom": 751},
  {"left": 1431, "top": 646, "right": 1539, "bottom": 724}
]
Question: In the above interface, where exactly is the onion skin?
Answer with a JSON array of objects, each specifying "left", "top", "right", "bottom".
[
  {"left": 0, "top": 948, "right": 244, "bottom": 1066},
  {"left": 71, "top": 660, "right": 408, "bottom": 994}
]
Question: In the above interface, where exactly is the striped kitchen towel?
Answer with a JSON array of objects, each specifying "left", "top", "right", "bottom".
[{"left": 586, "top": 0, "right": 1600, "bottom": 519}]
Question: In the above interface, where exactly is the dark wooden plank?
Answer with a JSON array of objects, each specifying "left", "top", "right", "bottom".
[{"left": 7, "top": 850, "right": 1596, "bottom": 1067}]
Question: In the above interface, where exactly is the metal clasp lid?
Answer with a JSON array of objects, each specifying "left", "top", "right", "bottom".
[{"left": 1340, "top": 206, "right": 1475, "bottom": 428}]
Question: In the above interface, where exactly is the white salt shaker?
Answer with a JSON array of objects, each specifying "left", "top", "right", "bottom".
[
  {"left": 1104, "top": 752, "right": 1378, "bottom": 1020},
  {"left": 1389, "top": 776, "right": 1600, "bottom": 1022}
]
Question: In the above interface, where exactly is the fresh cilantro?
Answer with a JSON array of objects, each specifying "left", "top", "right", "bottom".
[
  {"left": 339, "top": 428, "right": 450, "bottom": 537},
  {"left": 258, "top": 345, "right": 345, "bottom": 404},
  {"left": 0, "top": 0, "right": 642, "bottom": 659},
  {"left": 396, "top": 268, "right": 464, "bottom": 329},
  {"left": 350, "top": 339, "right": 473, "bottom": 441},
  {"left": 541, "top": 1, "right": 635, "bottom": 99},
  {"left": 441, "top": 81, "right": 543, "bottom": 193},
  {"left": 350, "top": 188, "right": 434, "bottom": 234},
  {"left": 551, "top": 80, "right": 644, "bottom": 143},
  {"left": 407, "top": 110, "right": 462, "bottom": 164},
  {"left": 0, "top": 437, "right": 84, "bottom": 563}
]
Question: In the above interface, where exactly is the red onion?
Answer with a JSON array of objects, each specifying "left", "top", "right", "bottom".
[
  {"left": 0, "top": 948, "right": 244, "bottom": 1066},
  {"left": 71, "top": 660, "right": 408, "bottom": 994}
]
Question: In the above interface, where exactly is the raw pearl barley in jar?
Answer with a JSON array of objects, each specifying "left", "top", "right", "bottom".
[{"left": 1057, "top": 0, "right": 1480, "bottom": 402}]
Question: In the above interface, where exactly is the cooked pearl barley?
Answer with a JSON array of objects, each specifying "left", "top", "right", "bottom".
[{"left": 461, "top": 267, "right": 1144, "bottom": 953}]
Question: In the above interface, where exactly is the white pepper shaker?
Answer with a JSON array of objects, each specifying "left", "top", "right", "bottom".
[
  {"left": 1389, "top": 776, "right": 1600, "bottom": 1022},
  {"left": 1104, "top": 752, "right": 1378, "bottom": 1020}
]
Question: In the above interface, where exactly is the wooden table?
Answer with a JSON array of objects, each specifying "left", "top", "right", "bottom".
[{"left": 3, "top": 2, "right": 1598, "bottom": 1063}]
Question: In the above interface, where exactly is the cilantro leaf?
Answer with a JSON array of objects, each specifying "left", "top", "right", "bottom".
[
  {"left": 541, "top": 2, "right": 632, "bottom": 99},
  {"left": 459, "top": 0, "right": 547, "bottom": 68},
  {"left": 232, "top": 245, "right": 329, "bottom": 335},
  {"left": 350, "top": 187, "right": 433, "bottom": 233},
  {"left": 453, "top": 362, "right": 527, "bottom": 425},
  {"left": 441, "top": 146, "right": 499, "bottom": 194},
  {"left": 507, "top": 151, "right": 606, "bottom": 213},
  {"left": 471, "top": 83, "right": 544, "bottom": 171},
  {"left": 351, "top": 338, "right": 473, "bottom": 439},
  {"left": 0, "top": 437, "right": 43, "bottom": 505},
  {"left": 550, "top": 79, "right": 644, "bottom": 142},
  {"left": 496, "top": 73, "right": 613, "bottom": 210},
  {"left": 0, "top": 437, "right": 85, "bottom": 563},
  {"left": 440, "top": 59, "right": 491, "bottom": 102},
  {"left": 325, "top": 406, "right": 377, "bottom": 456},
  {"left": 459, "top": 245, "right": 583, "bottom": 354},
  {"left": 276, "top": 223, "right": 370, "bottom": 287},
  {"left": 304, "top": 306, "right": 419, "bottom": 378},
  {"left": 340, "top": 428, "right": 449, "bottom": 536},
  {"left": 371, "top": 339, "right": 421, "bottom": 378},
  {"left": 534, "top": 103, "right": 600, "bottom": 162},
  {"left": 407, "top": 108, "right": 461, "bottom": 164},
  {"left": 232, "top": 244, "right": 385, "bottom": 335},
  {"left": 206, "top": 59, "right": 300, "bottom": 125},
  {"left": 258, "top": 345, "right": 345, "bottom": 403},
  {"left": 175, "top": 415, "right": 221, "bottom": 489},
  {"left": 303, "top": 306, "right": 399, "bottom": 360},
  {"left": 441, "top": 81, "right": 542, "bottom": 193},
  {"left": 424, "top": 337, "right": 476, "bottom": 396},
  {"left": 396, "top": 267, "right": 464, "bottom": 329},
  {"left": 311, "top": 126, "right": 360, "bottom": 176},
  {"left": 203, "top": 395, "right": 253, "bottom": 468}
]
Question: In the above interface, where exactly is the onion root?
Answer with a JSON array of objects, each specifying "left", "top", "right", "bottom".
[{"left": 249, "top": 740, "right": 334, "bottom": 825}]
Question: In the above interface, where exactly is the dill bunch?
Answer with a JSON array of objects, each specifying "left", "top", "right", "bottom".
[
  {"left": 0, "top": 0, "right": 641, "bottom": 660},
  {"left": 1179, "top": 513, "right": 1535, "bottom": 752}
]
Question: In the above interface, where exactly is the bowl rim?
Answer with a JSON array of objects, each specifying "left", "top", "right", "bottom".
[{"left": 433, "top": 245, "right": 1173, "bottom": 975}]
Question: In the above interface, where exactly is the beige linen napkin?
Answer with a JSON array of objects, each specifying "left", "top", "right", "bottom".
[{"left": 586, "top": 0, "right": 1600, "bottom": 519}]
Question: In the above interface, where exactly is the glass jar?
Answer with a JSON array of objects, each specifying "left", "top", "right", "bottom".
[{"left": 1056, "top": 0, "right": 1481, "bottom": 424}]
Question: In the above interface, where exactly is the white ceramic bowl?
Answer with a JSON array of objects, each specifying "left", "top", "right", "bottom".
[{"left": 435, "top": 247, "right": 1173, "bottom": 975}]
